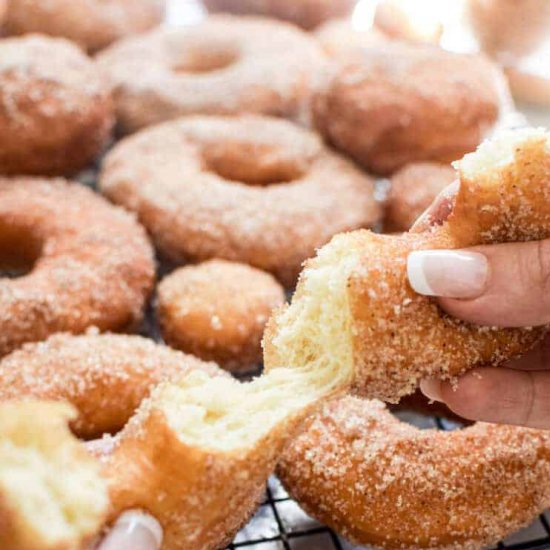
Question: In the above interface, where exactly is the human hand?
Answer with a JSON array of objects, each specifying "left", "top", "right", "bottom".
[
  {"left": 86, "top": 440, "right": 163, "bottom": 550},
  {"left": 407, "top": 182, "right": 550, "bottom": 429}
]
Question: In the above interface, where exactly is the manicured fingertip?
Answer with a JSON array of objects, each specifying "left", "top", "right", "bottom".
[
  {"left": 420, "top": 379, "right": 443, "bottom": 402},
  {"left": 99, "top": 511, "right": 163, "bottom": 550}
]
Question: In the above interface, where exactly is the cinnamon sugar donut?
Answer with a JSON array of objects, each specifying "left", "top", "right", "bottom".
[
  {"left": 0, "top": 333, "right": 224, "bottom": 439},
  {"left": 4, "top": 0, "right": 165, "bottom": 53},
  {"left": 312, "top": 42, "right": 504, "bottom": 175},
  {"left": 203, "top": 0, "right": 356, "bottom": 30},
  {"left": 96, "top": 17, "right": 327, "bottom": 133},
  {"left": 0, "top": 400, "right": 108, "bottom": 550},
  {"left": 315, "top": 19, "right": 387, "bottom": 58},
  {"left": 279, "top": 396, "right": 550, "bottom": 549},
  {"left": 0, "top": 178, "right": 155, "bottom": 357},
  {"left": 0, "top": 35, "right": 114, "bottom": 176},
  {"left": 264, "top": 128, "right": 550, "bottom": 402},
  {"left": 158, "top": 260, "right": 285, "bottom": 372},
  {"left": 99, "top": 115, "right": 380, "bottom": 286},
  {"left": 385, "top": 162, "right": 457, "bottom": 232}
]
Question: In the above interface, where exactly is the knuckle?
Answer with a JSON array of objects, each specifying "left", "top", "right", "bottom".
[{"left": 534, "top": 240, "right": 550, "bottom": 295}]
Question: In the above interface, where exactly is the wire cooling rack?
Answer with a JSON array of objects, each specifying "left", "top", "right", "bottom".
[{"left": 69, "top": 2, "right": 550, "bottom": 548}]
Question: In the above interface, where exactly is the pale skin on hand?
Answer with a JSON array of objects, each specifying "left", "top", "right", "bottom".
[
  {"left": 407, "top": 182, "right": 550, "bottom": 429},
  {"left": 85, "top": 440, "right": 163, "bottom": 550}
]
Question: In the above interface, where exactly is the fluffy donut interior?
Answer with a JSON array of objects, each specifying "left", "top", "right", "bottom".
[
  {"left": 151, "top": 234, "right": 361, "bottom": 451},
  {"left": 0, "top": 402, "right": 107, "bottom": 546}
]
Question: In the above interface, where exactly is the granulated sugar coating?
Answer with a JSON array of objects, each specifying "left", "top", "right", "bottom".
[
  {"left": 279, "top": 396, "right": 550, "bottom": 549},
  {"left": 0, "top": 35, "right": 114, "bottom": 175},
  {"left": 100, "top": 115, "right": 380, "bottom": 286},
  {"left": 4, "top": 0, "right": 165, "bottom": 53},
  {"left": 0, "top": 178, "right": 155, "bottom": 357},
  {"left": 96, "top": 16, "right": 327, "bottom": 133},
  {"left": 0, "top": 332, "right": 225, "bottom": 439}
]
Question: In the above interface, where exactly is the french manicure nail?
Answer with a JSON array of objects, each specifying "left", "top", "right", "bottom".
[
  {"left": 420, "top": 379, "right": 443, "bottom": 403},
  {"left": 99, "top": 511, "right": 163, "bottom": 550},
  {"left": 407, "top": 250, "right": 488, "bottom": 298}
]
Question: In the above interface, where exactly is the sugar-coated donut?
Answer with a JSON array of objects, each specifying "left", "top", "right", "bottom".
[
  {"left": 385, "top": 162, "right": 457, "bottom": 232},
  {"left": 264, "top": 128, "right": 550, "bottom": 402},
  {"left": 505, "top": 66, "right": 550, "bottom": 108},
  {"left": 0, "top": 178, "right": 155, "bottom": 358},
  {"left": 0, "top": 333, "right": 224, "bottom": 439},
  {"left": 315, "top": 19, "right": 387, "bottom": 58},
  {"left": 4, "top": 0, "right": 165, "bottom": 53},
  {"left": 279, "top": 396, "right": 550, "bottom": 549},
  {"left": 97, "top": 17, "right": 326, "bottom": 133},
  {"left": 202, "top": 0, "right": 355, "bottom": 30},
  {"left": 467, "top": 0, "right": 550, "bottom": 60},
  {"left": 158, "top": 260, "right": 286, "bottom": 372},
  {"left": 0, "top": 400, "right": 108, "bottom": 550},
  {"left": 0, "top": 35, "right": 114, "bottom": 177},
  {"left": 100, "top": 115, "right": 380, "bottom": 286},
  {"left": 312, "top": 42, "right": 504, "bottom": 175}
]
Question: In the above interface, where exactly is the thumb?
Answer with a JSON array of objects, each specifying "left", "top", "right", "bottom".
[
  {"left": 98, "top": 511, "right": 163, "bottom": 550},
  {"left": 408, "top": 239, "right": 550, "bottom": 327}
]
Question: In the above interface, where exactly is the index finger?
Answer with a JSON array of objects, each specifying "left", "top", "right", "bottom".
[{"left": 410, "top": 180, "right": 459, "bottom": 233}]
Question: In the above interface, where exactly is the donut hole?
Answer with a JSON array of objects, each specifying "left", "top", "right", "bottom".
[
  {"left": 202, "top": 144, "right": 307, "bottom": 186},
  {"left": 172, "top": 47, "right": 239, "bottom": 74},
  {"left": 0, "top": 224, "right": 42, "bottom": 278}
]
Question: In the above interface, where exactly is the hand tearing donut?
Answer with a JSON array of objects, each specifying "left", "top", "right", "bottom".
[{"left": 264, "top": 128, "right": 550, "bottom": 403}]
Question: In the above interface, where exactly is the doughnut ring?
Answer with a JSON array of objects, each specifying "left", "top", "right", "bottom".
[
  {"left": 385, "top": 162, "right": 457, "bottom": 232},
  {"left": 0, "top": 178, "right": 155, "bottom": 358},
  {"left": 0, "top": 332, "right": 225, "bottom": 439},
  {"left": 203, "top": 0, "right": 356, "bottom": 30},
  {"left": 4, "top": 0, "right": 166, "bottom": 53},
  {"left": 312, "top": 42, "right": 505, "bottom": 175},
  {"left": 157, "top": 260, "right": 286, "bottom": 372},
  {"left": 0, "top": 35, "right": 114, "bottom": 176},
  {"left": 0, "top": 400, "right": 108, "bottom": 550},
  {"left": 100, "top": 115, "right": 380, "bottom": 286},
  {"left": 97, "top": 17, "right": 326, "bottom": 133},
  {"left": 264, "top": 128, "right": 550, "bottom": 402},
  {"left": 279, "top": 396, "right": 550, "bottom": 549}
]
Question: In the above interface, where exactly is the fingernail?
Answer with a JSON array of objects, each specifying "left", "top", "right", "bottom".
[
  {"left": 420, "top": 379, "right": 443, "bottom": 402},
  {"left": 99, "top": 511, "right": 163, "bottom": 550},
  {"left": 407, "top": 250, "right": 488, "bottom": 298}
]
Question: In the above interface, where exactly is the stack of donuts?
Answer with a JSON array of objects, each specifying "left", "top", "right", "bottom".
[{"left": 0, "top": 2, "right": 549, "bottom": 550}]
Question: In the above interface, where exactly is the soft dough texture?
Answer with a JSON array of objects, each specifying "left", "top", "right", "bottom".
[
  {"left": 99, "top": 115, "right": 380, "bottom": 286},
  {"left": 0, "top": 400, "right": 108, "bottom": 550},
  {"left": 0, "top": 35, "right": 114, "bottom": 176},
  {"left": 312, "top": 42, "right": 505, "bottom": 175},
  {"left": 203, "top": 0, "right": 355, "bottom": 30},
  {"left": 97, "top": 17, "right": 327, "bottom": 133},
  {"left": 4, "top": 0, "right": 165, "bottom": 52},
  {"left": 158, "top": 260, "right": 286, "bottom": 372},
  {"left": 264, "top": 128, "right": 550, "bottom": 402},
  {"left": 279, "top": 396, "right": 550, "bottom": 550},
  {"left": 385, "top": 162, "right": 457, "bottom": 232},
  {"left": 0, "top": 178, "right": 155, "bottom": 357},
  {"left": 0, "top": 333, "right": 224, "bottom": 439}
]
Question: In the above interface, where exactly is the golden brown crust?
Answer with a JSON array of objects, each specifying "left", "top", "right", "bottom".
[
  {"left": 100, "top": 115, "right": 380, "bottom": 286},
  {"left": 279, "top": 396, "right": 550, "bottom": 550},
  {"left": 385, "top": 162, "right": 457, "bottom": 232},
  {"left": 96, "top": 17, "right": 327, "bottom": 133},
  {"left": 158, "top": 260, "right": 285, "bottom": 372},
  {"left": 0, "top": 333, "right": 224, "bottom": 439},
  {"left": 0, "top": 35, "right": 114, "bottom": 176},
  {"left": 312, "top": 43, "right": 502, "bottom": 175},
  {"left": 0, "top": 178, "right": 155, "bottom": 357},
  {"left": 315, "top": 19, "right": 388, "bottom": 58},
  {"left": 4, "top": 0, "right": 165, "bottom": 53},
  {"left": 203, "top": 0, "right": 355, "bottom": 30},
  {"left": 101, "top": 393, "right": 317, "bottom": 550}
]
